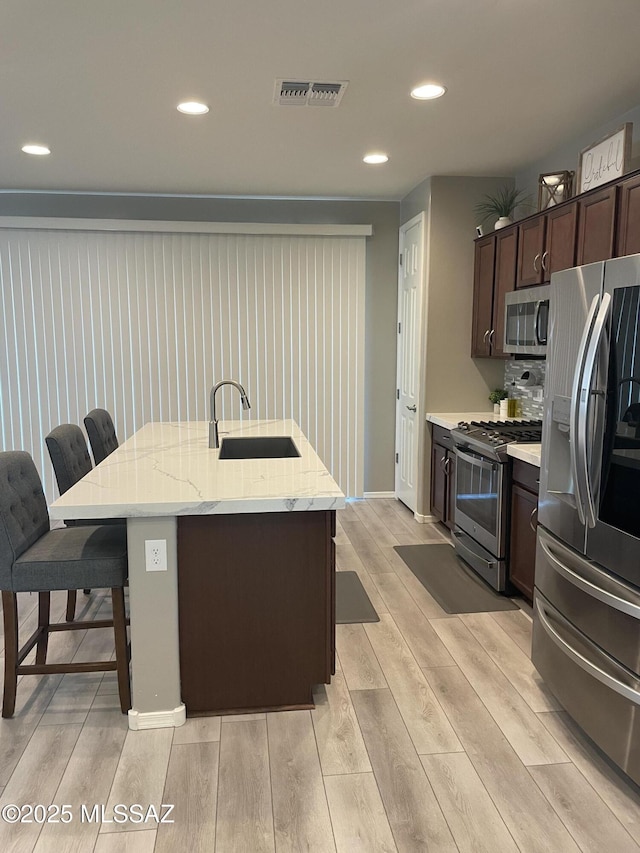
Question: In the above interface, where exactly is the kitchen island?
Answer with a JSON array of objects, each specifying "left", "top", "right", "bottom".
[{"left": 49, "top": 419, "right": 345, "bottom": 730}]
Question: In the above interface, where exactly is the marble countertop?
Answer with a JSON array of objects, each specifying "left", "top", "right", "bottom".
[
  {"left": 507, "top": 443, "right": 541, "bottom": 467},
  {"left": 49, "top": 419, "right": 345, "bottom": 519},
  {"left": 426, "top": 412, "right": 498, "bottom": 430}
]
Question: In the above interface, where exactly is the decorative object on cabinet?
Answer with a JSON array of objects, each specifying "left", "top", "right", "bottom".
[
  {"left": 577, "top": 123, "right": 632, "bottom": 194},
  {"left": 474, "top": 186, "right": 532, "bottom": 231},
  {"left": 537, "top": 171, "right": 574, "bottom": 210}
]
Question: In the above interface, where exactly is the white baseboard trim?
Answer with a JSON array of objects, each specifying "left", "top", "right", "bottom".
[
  {"left": 128, "top": 703, "right": 186, "bottom": 731},
  {"left": 414, "top": 512, "right": 437, "bottom": 524},
  {"left": 363, "top": 491, "right": 396, "bottom": 499}
]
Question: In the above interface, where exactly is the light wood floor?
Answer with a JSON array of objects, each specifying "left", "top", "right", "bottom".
[{"left": 1, "top": 498, "right": 640, "bottom": 852}]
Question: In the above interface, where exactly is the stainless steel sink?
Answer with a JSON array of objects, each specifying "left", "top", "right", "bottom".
[{"left": 218, "top": 436, "right": 300, "bottom": 459}]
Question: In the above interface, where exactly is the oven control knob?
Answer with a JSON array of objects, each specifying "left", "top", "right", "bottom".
[{"left": 458, "top": 421, "right": 469, "bottom": 431}]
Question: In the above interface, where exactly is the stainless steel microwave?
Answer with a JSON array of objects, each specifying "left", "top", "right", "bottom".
[{"left": 504, "top": 285, "right": 550, "bottom": 356}]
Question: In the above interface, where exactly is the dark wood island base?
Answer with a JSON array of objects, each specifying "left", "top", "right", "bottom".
[{"left": 177, "top": 510, "right": 336, "bottom": 715}]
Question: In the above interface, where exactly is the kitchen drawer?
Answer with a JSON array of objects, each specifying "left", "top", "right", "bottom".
[
  {"left": 533, "top": 590, "right": 640, "bottom": 787},
  {"left": 512, "top": 458, "right": 540, "bottom": 492},
  {"left": 535, "top": 528, "right": 640, "bottom": 676},
  {"left": 432, "top": 425, "right": 453, "bottom": 449}
]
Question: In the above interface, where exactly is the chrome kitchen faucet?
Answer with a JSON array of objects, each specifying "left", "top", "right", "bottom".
[{"left": 209, "top": 381, "right": 251, "bottom": 448}]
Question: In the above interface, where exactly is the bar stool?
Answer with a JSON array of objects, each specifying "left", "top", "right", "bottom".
[
  {"left": 84, "top": 408, "right": 119, "bottom": 466},
  {"left": 45, "top": 424, "right": 124, "bottom": 622},
  {"left": 0, "top": 451, "right": 131, "bottom": 718}
]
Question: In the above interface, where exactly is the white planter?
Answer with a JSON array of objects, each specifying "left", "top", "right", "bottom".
[{"left": 494, "top": 216, "right": 513, "bottom": 230}]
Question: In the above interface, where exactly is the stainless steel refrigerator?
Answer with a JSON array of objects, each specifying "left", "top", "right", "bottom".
[{"left": 533, "top": 253, "right": 640, "bottom": 786}]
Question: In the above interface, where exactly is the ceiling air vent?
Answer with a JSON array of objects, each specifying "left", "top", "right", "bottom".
[{"left": 275, "top": 79, "right": 348, "bottom": 107}]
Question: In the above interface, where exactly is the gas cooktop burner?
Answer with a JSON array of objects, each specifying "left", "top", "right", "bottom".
[{"left": 451, "top": 419, "right": 542, "bottom": 461}]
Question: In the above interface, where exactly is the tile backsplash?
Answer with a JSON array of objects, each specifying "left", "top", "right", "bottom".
[{"left": 503, "top": 359, "right": 546, "bottom": 419}]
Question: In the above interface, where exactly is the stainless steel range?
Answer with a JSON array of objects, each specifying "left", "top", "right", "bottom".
[{"left": 450, "top": 419, "right": 542, "bottom": 592}]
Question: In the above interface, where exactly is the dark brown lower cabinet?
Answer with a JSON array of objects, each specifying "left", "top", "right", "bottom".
[
  {"left": 177, "top": 510, "right": 335, "bottom": 715},
  {"left": 509, "top": 460, "right": 539, "bottom": 601},
  {"left": 430, "top": 426, "right": 456, "bottom": 529}
]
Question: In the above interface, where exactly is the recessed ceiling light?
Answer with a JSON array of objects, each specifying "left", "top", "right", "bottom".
[
  {"left": 177, "top": 101, "right": 209, "bottom": 115},
  {"left": 411, "top": 83, "right": 446, "bottom": 100},
  {"left": 363, "top": 152, "right": 389, "bottom": 165},
  {"left": 21, "top": 144, "right": 51, "bottom": 156}
]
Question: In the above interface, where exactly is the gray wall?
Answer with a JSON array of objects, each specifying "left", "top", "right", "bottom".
[
  {"left": 400, "top": 176, "right": 508, "bottom": 517},
  {"left": 0, "top": 193, "right": 400, "bottom": 493}
]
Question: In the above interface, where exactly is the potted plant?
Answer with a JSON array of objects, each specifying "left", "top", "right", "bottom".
[
  {"left": 489, "top": 388, "right": 508, "bottom": 414},
  {"left": 475, "top": 186, "right": 532, "bottom": 230}
]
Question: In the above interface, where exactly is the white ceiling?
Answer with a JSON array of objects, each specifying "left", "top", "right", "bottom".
[{"left": 3, "top": 0, "right": 640, "bottom": 201}]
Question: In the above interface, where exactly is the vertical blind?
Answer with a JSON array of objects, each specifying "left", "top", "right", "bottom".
[{"left": 0, "top": 226, "right": 365, "bottom": 501}]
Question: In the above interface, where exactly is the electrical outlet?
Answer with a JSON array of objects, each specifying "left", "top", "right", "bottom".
[{"left": 145, "top": 539, "right": 168, "bottom": 572}]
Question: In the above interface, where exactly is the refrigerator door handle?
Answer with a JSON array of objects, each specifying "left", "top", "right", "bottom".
[
  {"left": 577, "top": 292, "right": 611, "bottom": 528},
  {"left": 535, "top": 596, "right": 640, "bottom": 705},
  {"left": 569, "top": 294, "right": 600, "bottom": 526},
  {"left": 538, "top": 531, "right": 640, "bottom": 619}
]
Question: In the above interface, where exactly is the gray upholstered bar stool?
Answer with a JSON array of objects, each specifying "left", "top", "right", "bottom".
[
  {"left": 45, "top": 424, "right": 124, "bottom": 622},
  {"left": 0, "top": 451, "right": 131, "bottom": 718},
  {"left": 84, "top": 408, "right": 119, "bottom": 466}
]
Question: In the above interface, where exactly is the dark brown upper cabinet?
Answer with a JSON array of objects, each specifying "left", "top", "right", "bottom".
[
  {"left": 516, "top": 203, "right": 578, "bottom": 288},
  {"left": 576, "top": 186, "right": 617, "bottom": 265},
  {"left": 615, "top": 173, "right": 640, "bottom": 257},
  {"left": 472, "top": 227, "right": 517, "bottom": 358}
]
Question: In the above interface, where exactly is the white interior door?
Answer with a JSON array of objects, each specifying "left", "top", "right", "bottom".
[{"left": 395, "top": 213, "right": 424, "bottom": 511}]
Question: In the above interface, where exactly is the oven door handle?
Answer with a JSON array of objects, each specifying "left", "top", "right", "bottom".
[
  {"left": 454, "top": 447, "right": 496, "bottom": 472},
  {"left": 538, "top": 530, "right": 640, "bottom": 619},
  {"left": 535, "top": 596, "right": 640, "bottom": 705},
  {"left": 569, "top": 293, "right": 600, "bottom": 526}
]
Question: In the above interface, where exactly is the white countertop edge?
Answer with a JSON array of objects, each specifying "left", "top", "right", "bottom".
[
  {"left": 62, "top": 495, "right": 346, "bottom": 518},
  {"left": 507, "top": 444, "right": 541, "bottom": 467},
  {"left": 427, "top": 412, "right": 499, "bottom": 430},
  {"left": 50, "top": 419, "right": 345, "bottom": 519}
]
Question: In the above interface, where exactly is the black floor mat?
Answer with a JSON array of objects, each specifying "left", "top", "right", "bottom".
[
  {"left": 394, "top": 544, "right": 518, "bottom": 614},
  {"left": 335, "top": 571, "right": 380, "bottom": 624}
]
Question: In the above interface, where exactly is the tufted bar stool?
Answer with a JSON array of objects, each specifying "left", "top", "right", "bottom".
[
  {"left": 84, "top": 408, "right": 119, "bottom": 466},
  {"left": 45, "top": 424, "right": 124, "bottom": 622},
  {"left": 0, "top": 451, "right": 131, "bottom": 718}
]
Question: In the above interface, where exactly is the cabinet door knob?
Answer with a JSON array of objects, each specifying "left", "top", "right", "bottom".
[
  {"left": 533, "top": 253, "right": 541, "bottom": 273},
  {"left": 440, "top": 455, "right": 447, "bottom": 472},
  {"left": 444, "top": 457, "right": 452, "bottom": 475},
  {"left": 488, "top": 329, "right": 495, "bottom": 344},
  {"left": 483, "top": 329, "right": 490, "bottom": 345},
  {"left": 541, "top": 250, "right": 549, "bottom": 272}
]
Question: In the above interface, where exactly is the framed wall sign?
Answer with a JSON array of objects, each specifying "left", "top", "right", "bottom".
[{"left": 577, "top": 123, "right": 632, "bottom": 194}]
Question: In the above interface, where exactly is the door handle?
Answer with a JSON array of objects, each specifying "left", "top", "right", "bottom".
[
  {"left": 529, "top": 506, "right": 538, "bottom": 533},
  {"left": 541, "top": 250, "right": 549, "bottom": 272},
  {"left": 444, "top": 457, "right": 452, "bottom": 476},
  {"left": 439, "top": 455, "right": 447, "bottom": 472},
  {"left": 488, "top": 329, "right": 495, "bottom": 345},
  {"left": 569, "top": 294, "right": 600, "bottom": 526},
  {"left": 533, "top": 253, "right": 541, "bottom": 273},
  {"left": 483, "top": 329, "right": 490, "bottom": 345},
  {"left": 406, "top": 404, "right": 417, "bottom": 412}
]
